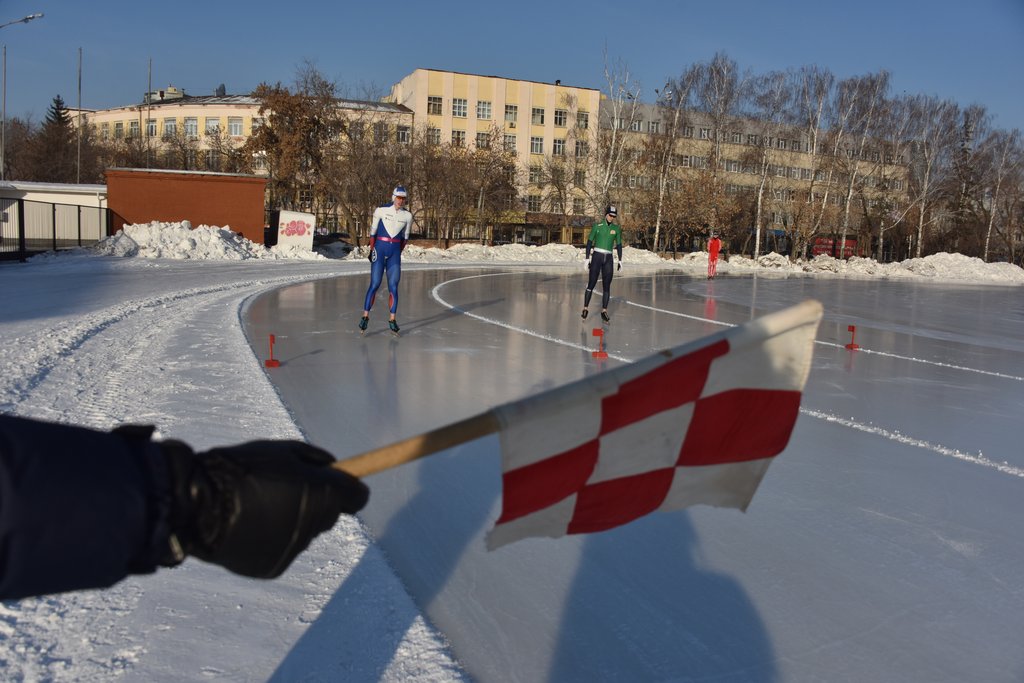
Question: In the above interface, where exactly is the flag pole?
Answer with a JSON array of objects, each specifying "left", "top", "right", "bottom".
[{"left": 333, "top": 410, "right": 501, "bottom": 478}]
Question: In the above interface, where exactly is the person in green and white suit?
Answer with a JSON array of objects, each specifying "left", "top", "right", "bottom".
[{"left": 581, "top": 205, "right": 623, "bottom": 323}]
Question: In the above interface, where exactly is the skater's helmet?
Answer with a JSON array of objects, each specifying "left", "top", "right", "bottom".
[
  {"left": 393, "top": 185, "right": 408, "bottom": 198},
  {"left": 605, "top": 205, "right": 617, "bottom": 218}
]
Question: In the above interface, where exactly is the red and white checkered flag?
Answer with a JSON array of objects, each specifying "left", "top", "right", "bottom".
[{"left": 486, "top": 299, "right": 823, "bottom": 549}]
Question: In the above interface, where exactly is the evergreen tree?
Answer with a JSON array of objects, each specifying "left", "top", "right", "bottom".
[{"left": 24, "top": 95, "right": 77, "bottom": 182}]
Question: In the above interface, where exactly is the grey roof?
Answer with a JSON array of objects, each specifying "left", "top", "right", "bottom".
[{"left": 141, "top": 94, "right": 410, "bottom": 114}]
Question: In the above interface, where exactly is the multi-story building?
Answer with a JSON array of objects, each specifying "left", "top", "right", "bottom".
[{"left": 76, "top": 69, "right": 907, "bottom": 254}]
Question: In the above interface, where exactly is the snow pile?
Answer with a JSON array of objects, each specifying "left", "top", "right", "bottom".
[
  {"left": 81, "top": 219, "right": 1024, "bottom": 285},
  {"left": 91, "top": 221, "right": 327, "bottom": 261}
]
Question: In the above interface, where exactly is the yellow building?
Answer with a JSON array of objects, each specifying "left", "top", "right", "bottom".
[{"left": 388, "top": 69, "right": 602, "bottom": 243}]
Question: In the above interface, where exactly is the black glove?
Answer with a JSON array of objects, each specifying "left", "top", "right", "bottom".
[
  {"left": 368, "top": 248, "right": 376, "bottom": 263},
  {"left": 617, "top": 261, "right": 622, "bottom": 271},
  {"left": 161, "top": 439, "right": 369, "bottom": 579}
]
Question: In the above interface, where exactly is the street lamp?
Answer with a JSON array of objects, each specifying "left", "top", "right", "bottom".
[{"left": 2, "top": 13, "right": 44, "bottom": 181}]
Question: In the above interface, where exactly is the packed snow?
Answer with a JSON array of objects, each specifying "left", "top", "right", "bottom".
[{"left": 1, "top": 221, "right": 1021, "bottom": 682}]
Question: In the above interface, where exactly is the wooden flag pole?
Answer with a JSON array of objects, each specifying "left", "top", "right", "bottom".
[{"left": 333, "top": 410, "right": 501, "bottom": 478}]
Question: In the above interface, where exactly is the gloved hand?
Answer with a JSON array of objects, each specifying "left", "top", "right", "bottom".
[
  {"left": 368, "top": 247, "right": 377, "bottom": 263},
  {"left": 617, "top": 261, "right": 622, "bottom": 271},
  {"left": 160, "top": 439, "right": 369, "bottom": 579}
]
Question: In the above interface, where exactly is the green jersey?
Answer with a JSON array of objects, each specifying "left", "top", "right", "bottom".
[{"left": 588, "top": 220, "right": 622, "bottom": 252}]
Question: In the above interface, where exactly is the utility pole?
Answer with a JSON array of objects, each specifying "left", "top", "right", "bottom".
[{"left": 0, "top": 13, "right": 44, "bottom": 181}]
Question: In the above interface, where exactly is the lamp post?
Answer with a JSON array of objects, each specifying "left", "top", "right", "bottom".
[{"left": 1, "top": 13, "right": 43, "bottom": 181}]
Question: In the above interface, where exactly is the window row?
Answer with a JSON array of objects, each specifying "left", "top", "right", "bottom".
[
  {"left": 98, "top": 117, "right": 247, "bottom": 140},
  {"left": 426, "top": 96, "right": 589, "bottom": 129}
]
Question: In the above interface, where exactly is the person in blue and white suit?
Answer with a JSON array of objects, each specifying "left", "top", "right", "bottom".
[{"left": 359, "top": 185, "right": 414, "bottom": 335}]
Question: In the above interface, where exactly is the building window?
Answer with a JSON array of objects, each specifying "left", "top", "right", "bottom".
[
  {"left": 184, "top": 117, "right": 198, "bottom": 139},
  {"left": 730, "top": 131, "right": 742, "bottom": 143},
  {"left": 452, "top": 130, "right": 466, "bottom": 147},
  {"left": 253, "top": 152, "right": 267, "bottom": 171},
  {"left": 205, "top": 150, "right": 220, "bottom": 171},
  {"left": 162, "top": 118, "right": 176, "bottom": 137},
  {"left": 577, "top": 111, "right": 589, "bottom": 129},
  {"left": 531, "top": 107, "right": 544, "bottom": 125},
  {"left": 553, "top": 138, "right": 566, "bottom": 156},
  {"left": 427, "top": 96, "right": 443, "bottom": 115},
  {"left": 205, "top": 117, "right": 220, "bottom": 134},
  {"left": 529, "top": 165, "right": 543, "bottom": 184},
  {"left": 530, "top": 136, "right": 544, "bottom": 154},
  {"left": 630, "top": 119, "right": 642, "bottom": 132},
  {"left": 504, "top": 134, "right": 516, "bottom": 151},
  {"left": 573, "top": 198, "right": 585, "bottom": 214},
  {"left": 747, "top": 134, "right": 759, "bottom": 146},
  {"left": 476, "top": 131, "right": 491, "bottom": 149},
  {"left": 505, "top": 104, "right": 518, "bottom": 124},
  {"left": 777, "top": 138, "right": 787, "bottom": 150},
  {"left": 146, "top": 119, "right": 157, "bottom": 137},
  {"left": 477, "top": 101, "right": 492, "bottom": 119},
  {"left": 114, "top": 122, "right": 123, "bottom": 139},
  {"left": 397, "top": 126, "right": 410, "bottom": 144},
  {"left": 453, "top": 98, "right": 468, "bottom": 118},
  {"left": 100, "top": 122, "right": 110, "bottom": 140},
  {"left": 699, "top": 127, "right": 711, "bottom": 140},
  {"left": 527, "top": 195, "right": 542, "bottom": 212},
  {"left": 128, "top": 120, "right": 140, "bottom": 138},
  {"left": 575, "top": 140, "right": 588, "bottom": 158},
  {"left": 648, "top": 121, "right": 660, "bottom": 134},
  {"left": 374, "top": 122, "right": 387, "bottom": 143},
  {"left": 682, "top": 125, "right": 693, "bottom": 138},
  {"left": 228, "top": 117, "right": 243, "bottom": 136},
  {"left": 554, "top": 109, "right": 567, "bottom": 127},
  {"left": 428, "top": 127, "right": 441, "bottom": 145},
  {"left": 574, "top": 169, "right": 586, "bottom": 186}
]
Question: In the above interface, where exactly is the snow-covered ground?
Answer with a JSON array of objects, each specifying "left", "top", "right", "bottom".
[{"left": 1, "top": 221, "right": 1022, "bottom": 681}]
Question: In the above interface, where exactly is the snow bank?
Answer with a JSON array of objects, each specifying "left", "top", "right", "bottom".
[
  {"left": 91, "top": 221, "right": 327, "bottom": 261},
  {"left": 82, "top": 220, "right": 1024, "bottom": 285}
]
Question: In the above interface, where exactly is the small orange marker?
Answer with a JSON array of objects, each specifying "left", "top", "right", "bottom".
[
  {"left": 592, "top": 328, "right": 608, "bottom": 359},
  {"left": 265, "top": 334, "right": 281, "bottom": 367},
  {"left": 845, "top": 325, "right": 861, "bottom": 351}
]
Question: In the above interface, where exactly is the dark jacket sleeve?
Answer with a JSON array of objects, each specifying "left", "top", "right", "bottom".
[{"left": 0, "top": 415, "right": 173, "bottom": 600}]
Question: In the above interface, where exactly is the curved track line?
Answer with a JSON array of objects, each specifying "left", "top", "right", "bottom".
[
  {"left": 433, "top": 272, "right": 1018, "bottom": 479},
  {"left": 627, "top": 300, "right": 1022, "bottom": 382}
]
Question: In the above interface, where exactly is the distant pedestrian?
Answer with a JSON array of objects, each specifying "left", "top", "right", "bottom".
[
  {"left": 360, "top": 186, "right": 414, "bottom": 335},
  {"left": 708, "top": 232, "right": 722, "bottom": 280},
  {"left": 581, "top": 205, "right": 623, "bottom": 324}
]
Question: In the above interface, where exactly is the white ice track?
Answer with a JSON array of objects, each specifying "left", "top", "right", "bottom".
[{"left": 431, "top": 272, "right": 1024, "bottom": 480}]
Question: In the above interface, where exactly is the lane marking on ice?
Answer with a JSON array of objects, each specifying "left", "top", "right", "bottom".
[
  {"left": 627, "top": 301, "right": 1024, "bottom": 382},
  {"left": 801, "top": 408, "right": 1024, "bottom": 479}
]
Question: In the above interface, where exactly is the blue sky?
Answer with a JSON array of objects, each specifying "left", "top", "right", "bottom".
[{"left": 3, "top": 0, "right": 1023, "bottom": 132}]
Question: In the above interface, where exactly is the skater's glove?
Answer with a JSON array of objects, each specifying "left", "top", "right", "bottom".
[
  {"left": 617, "top": 261, "right": 622, "bottom": 271},
  {"left": 160, "top": 439, "right": 369, "bottom": 579},
  {"left": 368, "top": 248, "right": 377, "bottom": 263}
]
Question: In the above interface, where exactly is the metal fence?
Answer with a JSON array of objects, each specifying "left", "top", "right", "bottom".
[{"left": 0, "top": 198, "right": 110, "bottom": 261}]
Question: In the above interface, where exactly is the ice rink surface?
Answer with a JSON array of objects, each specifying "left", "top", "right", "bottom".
[{"left": 245, "top": 266, "right": 1024, "bottom": 682}]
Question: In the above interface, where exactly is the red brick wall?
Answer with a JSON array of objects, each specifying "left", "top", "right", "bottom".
[{"left": 105, "top": 169, "right": 267, "bottom": 244}]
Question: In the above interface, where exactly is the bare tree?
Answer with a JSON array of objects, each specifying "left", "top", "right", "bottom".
[
  {"left": 788, "top": 65, "right": 836, "bottom": 258},
  {"left": 834, "top": 71, "right": 891, "bottom": 256},
  {"left": 589, "top": 49, "right": 644, "bottom": 213},
  {"left": 647, "top": 67, "right": 699, "bottom": 252},
  {"left": 906, "top": 95, "right": 960, "bottom": 257},
  {"left": 978, "top": 128, "right": 1022, "bottom": 261},
  {"left": 743, "top": 70, "right": 791, "bottom": 258}
]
